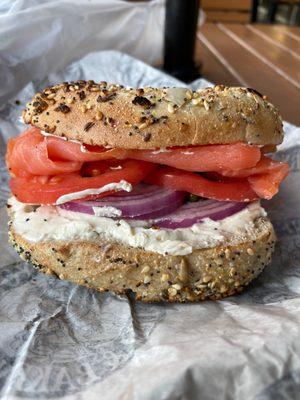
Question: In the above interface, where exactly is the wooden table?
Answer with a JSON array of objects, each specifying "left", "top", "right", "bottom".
[{"left": 196, "top": 23, "right": 300, "bottom": 125}]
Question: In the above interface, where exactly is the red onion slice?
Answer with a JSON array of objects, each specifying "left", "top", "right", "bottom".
[
  {"left": 155, "top": 200, "right": 249, "bottom": 229},
  {"left": 58, "top": 184, "right": 250, "bottom": 229},
  {"left": 59, "top": 184, "right": 186, "bottom": 219}
]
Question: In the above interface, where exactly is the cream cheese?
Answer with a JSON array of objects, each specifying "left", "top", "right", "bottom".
[
  {"left": 40, "top": 130, "right": 83, "bottom": 145},
  {"left": 40, "top": 130, "right": 104, "bottom": 155},
  {"left": 181, "top": 151, "right": 194, "bottom": 155},
  {"left": 92, "top": 206, "right": 122, "bottom": 218},
  {"left": 9, "top": 197, "right": 267, "bottom": 256},
  {"left": 151, "top": 148, "right": 171, "bottom": 154},
  {"left": 40, "top": 130, "right": 67, "bottom": 140},
  {"left": 55, "top": 180, "right": 132, "bottom": 205}
]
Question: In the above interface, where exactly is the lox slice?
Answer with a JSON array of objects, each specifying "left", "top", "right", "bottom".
[
  {"left": 46, "top": 136, "right": 129, "bottom": 162},
  {"left": 10, "top": 160, "right": 155, "bottom": 204},
  {"left": 6, "top": 128, "right": 289, "bottom": 203},
  {"left": 248, "top": 163, "right": 289, "bottom": 199},
  {"left": 220, "top": 156, "right": 289, "bottom": 199},
  {"left": 220, "top": 156, "right": 289, "bottom": 178},
  {"left": 6, "top": 128, "right": 82, "bottom": 177},
  {"left": 128, "top": 143, "right": 261, "bottom": 172},
  {"left": 7, "top": 128, "right": 262, "bottom": 176},
  {"left": 6, "top": 128, "right": 129, "bottom": 177}
]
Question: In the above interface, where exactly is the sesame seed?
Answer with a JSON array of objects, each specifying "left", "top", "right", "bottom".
[
  {"left": 95, "top": 111, "right": 103, "bottom": 121},
  {"left": 143, "top": 275, "right": 151, "bottom": 284},
  {"left": 202, "top": 275, "right": 212, "bottom": 283},
  {"left": 198, "top": 284, "right": 207, "bottom": 289},
  {"left": 161, "top": 273, "right": 170, "bottom": 282},
  {"left": 185, "top": 90, "right": 192, "bottom": 100},
  {"left": 247, "top": 248, "right": 254, "bottom": 256},
  {"left": 172, "top": 283, "right": 182, "bottom": 291},
  {"left": 139, "top": 122, "right": 148, "bottom": 130},
  {"left": 220, "top": 285, "right": 227, "bottom": 293},
  {"left": 204, "top": 100, "right": 210, "bottom": 111},
  {"left": 225, "top": 249, "right": 231, "bottom": 259},
  {"left": 141, "top": 266, "right": 150, "bottom": 274},
  {"left": 90, "top": 86, "right": 100, "bottom": 92},
  {"left": 191, "top": 98, "right": 201, "bottom": 106},
  {"left": 167, "top": 103, "right": 175, "bottom": 113},
  {"left": 168, "top": 287, "right": 177, "bottom": 296}
]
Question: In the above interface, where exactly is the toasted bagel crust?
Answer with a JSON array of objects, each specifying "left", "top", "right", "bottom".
[
  {"left": 22, "top": 81, "right": 283, "bottom": 149},
  {"left": 9, "top": 217, "right": 276, "bottom": 302}
]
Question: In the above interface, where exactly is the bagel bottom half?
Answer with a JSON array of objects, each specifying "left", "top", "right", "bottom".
[{"left": 8, "top": 216, "right": 276, "bottom": 302}]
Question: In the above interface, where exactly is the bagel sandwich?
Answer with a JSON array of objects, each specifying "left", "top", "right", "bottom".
[{"left": 6, "top": 81, "right": 289, "bottom": 302}]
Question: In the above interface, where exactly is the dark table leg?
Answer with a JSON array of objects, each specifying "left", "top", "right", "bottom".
[
  {"left": 251, "top": 0, "right": 259, "bottom": 23},
  {"left": 163, "top": 0, "right": 201, "bottom": 82},
  {"left": 267, "top": 0, "right": 278, "bottom": 23}
]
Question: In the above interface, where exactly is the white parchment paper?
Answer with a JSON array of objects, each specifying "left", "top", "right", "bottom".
[{"left": 0, "top": 49, "right": 300, "bottom": 400}]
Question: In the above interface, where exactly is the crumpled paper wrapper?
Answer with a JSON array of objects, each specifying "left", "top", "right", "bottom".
[
  {"left": 0, "top": 50, "right": 300, "bottom": 400},
  {"left": 0, "top": 0, "right": 166, "bottom": 105}
]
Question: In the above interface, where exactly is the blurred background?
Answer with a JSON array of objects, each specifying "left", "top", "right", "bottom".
[
  {"left": 194, "top": 0, "right": 300, "bottom": 125},
  {"left": 0, "top": 0, "right": 299, "bottom": 125}
]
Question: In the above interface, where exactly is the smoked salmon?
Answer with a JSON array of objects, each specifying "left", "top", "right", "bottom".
[
  {"left": 128, "top": 143, "right": 261, "bottom": 172},
  {"left": 46, "top": 136, "right": 129, "bottom": 162},
  {"left": 6, "top": 128, "right": 82, "bottom": 177},
  {"left": 6, "top": 127, "right": 289, "bottom": 204}
]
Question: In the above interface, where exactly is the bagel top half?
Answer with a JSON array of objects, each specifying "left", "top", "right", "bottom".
[{"left": 22, "top": 81, "right": 283, "bottom": 149}]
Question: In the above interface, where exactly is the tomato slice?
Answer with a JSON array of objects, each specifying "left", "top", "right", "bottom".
[
  {"left": 10, "top": 160, "right": 156, "bottom": 204},
  {"left": 81, "top": 160, "right": 129, "bottom": 177},
  {"left": 145, "top": 167, "right": 258, "bottom": 202},
  {"left": 129, "top": 143, "right": 261, "bottom": 172},
  {"left": 81, "top": 161, "right": 112, "bottom": 177}
]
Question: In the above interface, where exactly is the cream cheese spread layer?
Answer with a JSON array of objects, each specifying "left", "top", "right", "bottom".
[{"left": 8, "top": 197, "right": 267, "bottom": 256}]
